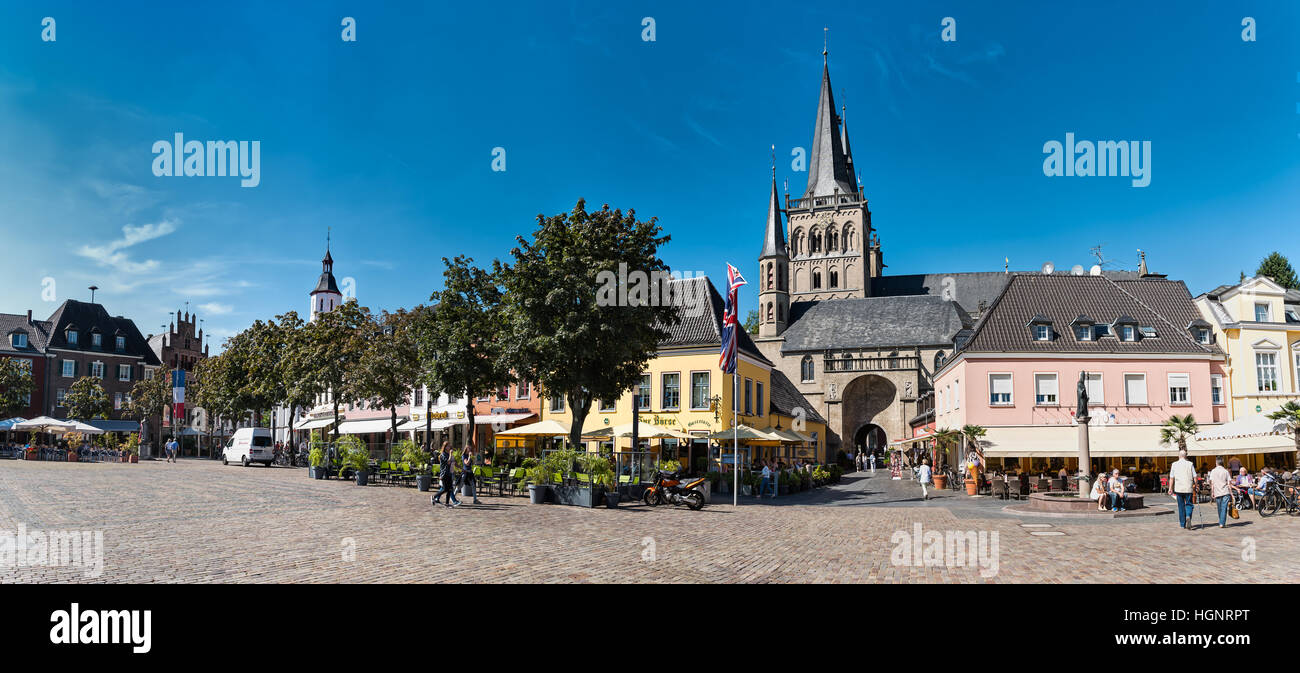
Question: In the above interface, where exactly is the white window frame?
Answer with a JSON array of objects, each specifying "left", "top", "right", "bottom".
[
  {"left": 598, "top": 397, "right": 615, "bottom": 412},
  {"left": 56, "top": 388, "right": 66, "bottom": 406},
  {"left": 1083, "top": 372, "right": 1104, "bottom": 406},
  {"left": 1123, "top": 373, "right": 1148, "bottom": 406},
  {"left": 61, "top": 360, "right": 75, "bottom": 378},
  {"left": 1034, "top": 372, "right": 1059, "bottom": 406},
  {"left": 115, "top": 335, "right": 125, "bottom": 351},
  {"left": 988, "top": 373, "right": 1013, "bottom": 406},
  {"left": 1256, "top": 351, "right": 1280, "bottom": 393},
  {"left": 1167, "top": 373, "right": 1191, "bottom": 406},
  {"left": 117, "top": 364, "right": 131, "bottom": 381},
  {"left": 689, "top": 371, "right": 711, "bottom": 410},
  {"left": 661, "top": 372, "right": 680, "bottom": 410},
  {"left": 1121, "top": 325, "right": 1135, "bottom": 342},
  {"left": 1075, "top": 326, "right": 1092, "bottom": 341},
  {"left": 1295, "top": 350, "right": 1300, "bottom": 394},
  {"left": 637, "top": 374, "right": 651, "bottom": 410},
  {"left": 953, "top": 379, "right": 960, "bottom": 410},
  {"left": 1033, "top": 325, "right": 1051, "bottom": 341},
  {"left": 1197, "top": 328, "right": 1211, "bottom": 345},
  {"left": 1255, "top": 302, "right": 1271, "bottom": 322},
  {"left": 1211, "top": 374, "right": 1224, "bottom": 406},
  {"left": 549, "top": 395, "right": 565, "bottom": 413},
  {"left": 114, "top": 392, "right": 123, "bottom": 410},
  {"left": 90, "top": 361, "right": 105, "bottom": 379},
  {"left": 516, "top": 379, "right": 530, "bottom": 400},
  {"left": 67, "top": 330, "right": 78, "bottom": 345},
  {"left": 11, "top": 333, "right": 26, "bottom": 348},
  {"left": 91, "top": 333, "right": 102, "bottom": 348}
]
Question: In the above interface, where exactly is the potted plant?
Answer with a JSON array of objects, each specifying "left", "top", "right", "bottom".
[
  {"left": 338, "top": 436, "right": 370, "bottom": 485},
  {"left": 398, "top": 440, "right": 432, "bottom": 491},
  {"left": 777, "top": 471, "right": 791, "bottom": 496},
  {"left": 516, "top": 457, "right": 548, "bottom": 504},
  {"left": 581, "top": 454, "right": 618, "bottom": 508},
  {"left": 309, "top": 447, "right": 326, "bottom": 479}
]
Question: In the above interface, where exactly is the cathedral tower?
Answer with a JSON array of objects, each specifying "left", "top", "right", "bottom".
[{"left": 758, "top": 163, "right": 789, "bottom": 338}]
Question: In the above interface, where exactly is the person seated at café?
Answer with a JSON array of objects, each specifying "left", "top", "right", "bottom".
[
  {"left": 1108, "top": 469, "right": 1128, "bottom": 511},
  {"left": 1248, "top": 467, "right": 1274, "bottom": 509}
]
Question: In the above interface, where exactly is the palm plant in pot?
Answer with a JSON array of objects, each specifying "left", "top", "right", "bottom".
[
  {"left": 397, "top": 439, "right": 432, "bottom": 491},
  {"left": 515, "top": 457, "right": 547, "bottom": 504},
  {"left": 337, "top": 435, "right": 370, "bottom": 485},
  {"left": 309, "top": 447, "right": 326, "bottom": 479}
]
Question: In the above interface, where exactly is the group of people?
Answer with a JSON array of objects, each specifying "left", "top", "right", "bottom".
[
  {"left": 429, "top": 442, "right": 483, "bottom": 509},
  {"left": 852, "top": 451, "right": 877, "bottom": 472},
  {"left": 755, "top": 458, "right": 814, "bottom": 498},
  {"left": 1089, "top": 469, "right": 1135, "bottom": 512}
]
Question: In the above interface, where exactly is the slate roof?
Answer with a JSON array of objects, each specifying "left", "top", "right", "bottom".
[
  {"left": 781, "top": 294, "right": 969, "bottom": 353},
  {"left": 758, "top": 176, "right": 787, "bottom": 258},
  {"left": 659, "top": 276, "right": 770, "bottom": 366},
  {"left": 44, "top": 300, "right": 162, "bottom": 364},
  {"left": 870, "top": 269, "right": 1141, "bottom": 315},
  {"left": 803, "top": 59, "right": 856, "bottom": 198},
  {"left": 1116, "top": 279, "right": 1218, "bottom": 345},
  {"left": 0, "top": 313, "right": 51, "bottom": 355},
  {"left": 768, "top": 368, "right": 826, "bottom": 423},
  {"left": 957, "top": 274, "right": 1215, "bottom": 355}
]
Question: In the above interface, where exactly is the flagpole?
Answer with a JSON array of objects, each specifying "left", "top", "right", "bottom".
[{"left": 732, "top": 371, "right": 738, "bottom": 507}]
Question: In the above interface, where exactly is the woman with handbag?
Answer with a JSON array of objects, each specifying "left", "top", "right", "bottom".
[{"left": 1209, "top": 457, "right": 1233, "bottom": 528}]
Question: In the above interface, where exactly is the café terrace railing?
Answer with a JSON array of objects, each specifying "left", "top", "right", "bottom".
[{"left": 823, "top": 354, "right": 920, "bottom": 373}]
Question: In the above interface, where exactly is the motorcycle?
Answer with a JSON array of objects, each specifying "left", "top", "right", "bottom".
[{"left": 642, "top": 470, "right": 706, "bottom": 510}]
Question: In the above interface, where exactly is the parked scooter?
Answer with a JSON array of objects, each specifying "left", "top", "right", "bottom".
[{"left": 642, "top": 470, "right": 706, "bottom": 510}]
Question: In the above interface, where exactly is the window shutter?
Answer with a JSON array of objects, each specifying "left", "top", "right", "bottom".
[
  {"left": 1125, "top": 375, "right": 1147, "bottom": 405},
  {"left": 991, "top": 374, "right": 1012, "bottom": 397}
]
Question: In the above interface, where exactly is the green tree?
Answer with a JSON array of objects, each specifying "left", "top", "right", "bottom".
[
  {"left": 1266, "top": 402, "right": 1300, "bottom": 469},
  {"left": 408, "top": 304, "right": 442, "bottom": 451},
  {"left": 348, "top": 308, "right": 421, "bottom": 442},
  {"left": 421, "top": 257, "right": 512, "bottom": 449},
  {"left": 64, "top": 376, "right": 111, "bottom": 420},
  {"left": 298, "top": 300, "right": 371, "bottom": 440},
  {"left": 0, "top": 358, "right": 35, "bottom": 418},
  {"left": 129, "top": 368, "right": 173, "bottom": 451},
  {"left": 273, "top": 311, "right": 317, "bottom": 447},
  {"left": 500, "top": 199, "right": 678, "bottom": 451},
  {"left": 193, "top": 353, "right": 246, "bottom": 439},
  {"left": 743, "top": 309, "right": 759, "bottom": 335},
  {"left": 1255, "top": 252, "right": 1299, "bottom": 290},
  {"left": 1159, "top": 413, "right": 1199, "bottom": 452}
]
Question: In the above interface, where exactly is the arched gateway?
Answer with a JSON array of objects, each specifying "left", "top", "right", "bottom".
[{"left": 840, "top": 374, "right": 898, "bottom": 458}]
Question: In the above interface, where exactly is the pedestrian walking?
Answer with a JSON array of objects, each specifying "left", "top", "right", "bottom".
[
  {"left": 462, "top": 446, "right": 482, "bottom": 505},
  {"left": 165, "top": 436, "right": 178, "bottom": 463},
  {"left": 431, "top": 442, "right": 461, "bottom": 508},
  {"left": 918, "top": 458, "right": 932, "bottom": 500},
  {"left": 1208, "top": 457, "right": 1232, "bottom": 528},
  {"left": 869, "top": 452, "right": 876, "bottom": 473},
  {"left": 1168, "top": 449, "right": 1197, "bottom": 530}
]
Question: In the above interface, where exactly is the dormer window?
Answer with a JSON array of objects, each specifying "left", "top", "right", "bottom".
[
  {"left": 1027, "top": 315, "right": 1054, "bottom": 341},
  {"left": 1255, "top": 302, "right": 1271, "bottom": 322},
  {"left": 1071, "top": 315, "right": 1095, "bottom": 341},
  {"left": 1112, "top": 315, "right": 1139, "bottom": 342},
  {"left": 67, "top": 329, "right": 78, "bottom": 345},
  {"left": 1140, "top": 326, "right": 1158, "bottom": 339},
  {"left": 115, "top": 335, "right": 126, "bottom": 351},
  {"left": 91, "top": 333, "right": 102, "bottom": 348},
  {"left": 1196, "top": 328, "right": 1211, "bottom": 345},
  {"left": 10, "top": 332, "right": 27, "bottom": 349},
  {"left": 1121, "top": 326, "right": 1136, "bottom": 341}
]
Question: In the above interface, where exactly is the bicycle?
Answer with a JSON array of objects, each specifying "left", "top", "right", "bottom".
[{"left": 1257, "top": 480, "right": 1300, "bottom": 517}]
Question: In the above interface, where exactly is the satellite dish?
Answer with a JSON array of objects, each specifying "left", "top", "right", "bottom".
[
  {"left": 1041, "top": 261, "right": 1055, "bottom": 275},
  {"left": 1071, "top": 265, "right": 1084, "bottom": 276},
  {"left": 1089, "top": 265, "right": 1102, "bottom": 276}
]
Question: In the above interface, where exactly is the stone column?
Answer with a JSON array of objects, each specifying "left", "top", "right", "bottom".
[{"left": 1077, "top": 415, "right": 1091, "bottom": 498}]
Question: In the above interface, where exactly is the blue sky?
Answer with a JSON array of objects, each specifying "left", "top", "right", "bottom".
[{"left": 1, "top": 1, "right": 1297, "bottom": 349}]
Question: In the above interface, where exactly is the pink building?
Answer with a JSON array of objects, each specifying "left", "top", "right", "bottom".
[{"left": 932, "top": 274, "right": 1226, "bottom": 480}]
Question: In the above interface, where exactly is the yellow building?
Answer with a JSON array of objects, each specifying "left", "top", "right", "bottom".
[
  {"left": 1195, "top": 275, "right": 1300, "bottom": 421},
  {"left": 541, "top": 276, "right": 827, "bottom": 470}
]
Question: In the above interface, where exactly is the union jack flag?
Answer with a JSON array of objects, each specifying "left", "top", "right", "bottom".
[{"left": 719, "top": 264, "right": 747, "bottom": 374}]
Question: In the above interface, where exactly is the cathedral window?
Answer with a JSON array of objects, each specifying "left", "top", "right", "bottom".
[
  {"left": 766, "top": 303, "right": 774, "bottom": 322},
  {"left": 843, "top": 225, "right": 855, "bottom": 250},
  {"left": 810, "top": 230, "right": 822, "bottom": 253},
  {"left": 791, "top": 229, "right": 804, "bottom": 256},
  {"left": 812, "top": 271, "right": 822, "bottom": 289},
  {"left": 826, "top": 226, "right": 838, "bottom": 252},
  {"left": 829, "top": 269, "right": 839, "bottom": 288},
  {"left": 801, "top": 355, "right": 815, "bottom": 382}
]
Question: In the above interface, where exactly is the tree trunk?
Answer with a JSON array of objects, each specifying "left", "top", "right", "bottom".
[
  {"left": 287, "top": 405, "right": 296, "bottom": 465},
  {"left": 331, "top": 401, "right": 340, "bottom": 442},
  {"left": 567, "top": 390, "right": 592, "bottom": 453},
  {"left": 424, "top": 397, "right": 432, "bottom": 452},
  {"left": 465, "top": 394, "right": 476, "bottom": 449}
]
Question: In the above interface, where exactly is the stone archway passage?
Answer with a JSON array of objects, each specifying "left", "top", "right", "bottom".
[
  {"left": 839, "top": 374, "right": 898, "bottom": 457},
  {"left": 853, "top": 423, "right": 887, "bottom": 456}
]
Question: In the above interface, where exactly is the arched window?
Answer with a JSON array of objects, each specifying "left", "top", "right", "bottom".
[
  {"left": 809, "top": 228, "right": 822, "bottom": 253},
  {"left": 934, "top": 350, "right": 947, "bottom": 369},
  {"left": 829, "top": 269, "right": 839, "bottom": 288},
  {"left": 766, "top": 302, "right": 774, "bottom": 322},
  {"left": 826, "top": 226, "right": 838, "bottom": 252},
  {"left": 791, "top": 229, "right": 804, "bottom": 256},
  {"left": 812, "top": 271, "right": 822, "bottom": 289},
  {"left": 801, "top": 355, "right": 815, "bottom": 382},
  {"left": 843, "top": 225, "right": 856, "bottom": 251},
  {"left": 766, "top": 262, "right": 774, "bottom": 290}
]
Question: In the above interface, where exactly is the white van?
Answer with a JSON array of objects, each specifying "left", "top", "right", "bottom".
[{"left": 221, "top": 428, "right": 274, "bottom": 467}]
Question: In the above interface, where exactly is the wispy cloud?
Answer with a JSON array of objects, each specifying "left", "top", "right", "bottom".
[
  {"left": 198, "top": 302, "right": 233, "bottom": 315},
  {"left": 75, "top": 219, "right": 178, "bottom": 273},
  {"left": 684, "top": 114, "right": 723, "bottom": 147}
]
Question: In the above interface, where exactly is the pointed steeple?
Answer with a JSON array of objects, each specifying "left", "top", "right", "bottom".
[
  {"left": 804, "top": 49, "right": 856, "bottom": 198},
  {"left": 841, "top": 100, "right": 857, "bottom": 188},
  {"left": 760, "top": 154, "right": 786, "bottom": 258}
]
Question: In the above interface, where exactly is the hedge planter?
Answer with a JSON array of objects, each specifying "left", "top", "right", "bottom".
[
  {"left": 415, "top": 474, "right": 431, "bottom": 491},
  {"left": 527, "top": 484, "right": 546, "bottom": 504},
  {"left": 313, "top": 467, "right": 326, "bottom": 480},
  {"left": 778, "top": 485, "right": 790, "bottom": 496},
  {"left": 549, "top": 485, "right": 602, "bottom": 508},
  {"left": 355, "top": 470, "right": 369, "bottom": 486},
  {"left": 605, "top": 491, "right": 620, "bottom": 508}
]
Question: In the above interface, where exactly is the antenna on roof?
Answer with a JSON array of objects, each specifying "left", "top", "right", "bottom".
[
  {"left": 1089, "top": 244, "right": 1113, "bottom": 269},
  {"left": 88, "top": 285, "right": 98, "bottom": 303}
]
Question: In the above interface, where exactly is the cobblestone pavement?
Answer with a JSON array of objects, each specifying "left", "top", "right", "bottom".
[{"left": 0, "top": 459, "right": 1293, "bottom": 583}]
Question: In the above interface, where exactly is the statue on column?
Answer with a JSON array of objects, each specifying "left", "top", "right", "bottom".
[{"left": 1076, "top": 371, "right": 1089, "bottom": 420}]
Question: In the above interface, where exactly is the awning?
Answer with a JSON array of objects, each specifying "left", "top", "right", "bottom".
[
  {"left": 475, "top": 412, "right": 534, "bottom": 426},
  {"left": 1194, "top": 414, "right": 1289, "bottom": 441},
  {"left": 297, "top": 417, "right": 336, "bottom": 431},
  {"left": 84, "top": 419, "right": 141, "bottom": 433},
  {"left": 889, "top": 435, "right": 934, "bottom": 447},
  {"left": 494, "top": 419, "right": 569, "bottom": 437},
  {"left": 336, "top": 418, "right": 404, "bottom": 435},
  {"left": 1187, "top": 433, "right": 1295, "bottom": 456},
  {"left": 396, "top": 418, "right": 454, "bottom": 432},
  {"left": 0, "top": 417, "right": 28, "bottom": 430},
  {"left": 981, "top": 425, "right": 1184, "bottom": 458}
]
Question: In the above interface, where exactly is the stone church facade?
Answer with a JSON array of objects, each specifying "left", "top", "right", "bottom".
[{"left": 752, "top": 49, "right": 1055, "bottom": 457}]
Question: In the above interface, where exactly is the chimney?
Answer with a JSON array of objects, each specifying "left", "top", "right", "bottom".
[{"left": 26, "top": 309, "right": 32, "bottom": 324}]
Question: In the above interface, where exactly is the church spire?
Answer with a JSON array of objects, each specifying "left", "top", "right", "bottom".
[
  {"left": 841, "top": 99, "right": 857, "bottom": 189},
  {"left": 760, "top": 145, "right": 786, "bottom": 259},
  {"left": 804, "top": 42, "right": 856, "bottom": 199}
]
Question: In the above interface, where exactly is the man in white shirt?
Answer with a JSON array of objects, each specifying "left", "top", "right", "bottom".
[
  {"left": 917, "top": 458, "right": 933, "bottom": 500},
  {"left": 1168, "top": 450, "right": 1197, "bottom": 530},
  {"left": 1208, "top": 457, "right": 1232, "bottom": 528}
]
